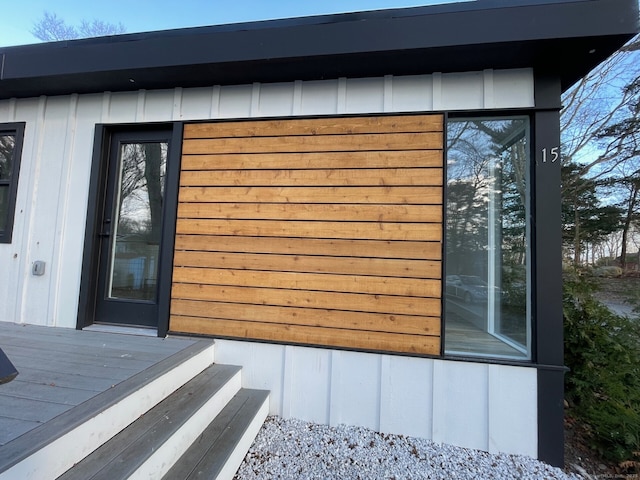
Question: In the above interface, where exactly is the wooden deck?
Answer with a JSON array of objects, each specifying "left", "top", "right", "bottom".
[
  {"left": 445, "top": 315, "right": 525, "bottom": 358},
  {"left": 0, "top": 314, "right": 522, "bottom": 452},
  {"left": 0, "top": 322, "right": 197, "bottom": 446}
]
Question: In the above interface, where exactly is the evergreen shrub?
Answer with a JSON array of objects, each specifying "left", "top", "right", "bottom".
[{"left": 564, "top": 276, "right": 640, "bottom": 463}]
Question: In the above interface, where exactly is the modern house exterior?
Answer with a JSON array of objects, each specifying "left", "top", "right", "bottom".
[{"left": 0, "top": 0, "right": 637, "bottom": 468}]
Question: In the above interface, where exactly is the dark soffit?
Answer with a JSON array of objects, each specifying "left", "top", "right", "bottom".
[{"left": 0, "top": 0, "right": 637, "bottom": 100}]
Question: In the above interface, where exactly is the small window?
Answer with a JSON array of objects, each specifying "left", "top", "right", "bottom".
[
  {"left": 0, "top": 123, "right": 25, "bottom": 244},
  {"left": 444, "top": 116, "right": 531, "bottom": 360}
]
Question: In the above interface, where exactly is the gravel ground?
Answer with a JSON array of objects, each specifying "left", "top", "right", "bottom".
[{"left": 235, "top": 416, "right": 581, "bottom": 480}]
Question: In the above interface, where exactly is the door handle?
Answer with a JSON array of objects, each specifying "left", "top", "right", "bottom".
[{"left": 99, "top": 218, "right": 111, "bottom": 237}]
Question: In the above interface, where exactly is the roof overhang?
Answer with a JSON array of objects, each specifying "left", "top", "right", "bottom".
[{"left": 0, "top": 0, "right": 637, "bottom": 100}]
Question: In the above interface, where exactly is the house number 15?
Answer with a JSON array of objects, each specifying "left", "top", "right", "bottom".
[{"left": 541, "top": 147, "right": 559, "bottom": 163}]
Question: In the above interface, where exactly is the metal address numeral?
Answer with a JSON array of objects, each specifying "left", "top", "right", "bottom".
[{"left": 541, "top": 147, "right": 559, "bottom": 163}]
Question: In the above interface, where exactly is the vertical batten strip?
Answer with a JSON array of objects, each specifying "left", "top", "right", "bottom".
[
  {"left": 336, "top": 78, "right": 347, "bottom": 114},
  {"left": 17, "top": 96, "right": 48, "bottom": 325},
  {"left": 172, "top": 87, "right": 183, "bottom": 121},
  {"left": 483, "top": 69, "right": 495, "bottom": 109},
  {"left": 281, "top": 345, "right": 294, "bottom": 418},
  {"left": 135, "top": 90, "right": 146, "bottom": 122},
  {"left": 250, "top": 83, "right": 260, "bottom": 117},
  {"left": 7, "top": 98, "right": 16, "bottom": 121},
  {"left": 383, "top": 75, "right": 393, "bottom": 113},
  {"left": 50, "top": 94, "right": 79, "bottom": 326},
  {"left": 432, "top": 73, "right": 442, "bottom": 111},
  {"left": 292, "top": 81, "right": 303, "bottom": 116},
  {"left": 328, "top": 350, "right": 341, "bottom": 428},
  {"left": 209, "top": 86, "right": 221, "bottom": 119},
  {"left": 100, "top": 92, "right": 111, "bottom": 123}
]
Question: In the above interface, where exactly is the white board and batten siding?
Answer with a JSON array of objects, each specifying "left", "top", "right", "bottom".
[
  {"left": 214, "top": 340, "right": 538, "bottom": 457},
  {"left": 0, "top": 69, "right": 537, "bottom": 457}
]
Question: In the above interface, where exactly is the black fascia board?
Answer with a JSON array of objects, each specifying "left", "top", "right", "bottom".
[{"left": 0, "top": 0, "right": 637, "bottom": 100}]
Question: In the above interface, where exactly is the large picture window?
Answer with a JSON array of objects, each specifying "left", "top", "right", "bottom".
[
  {"left": 445, "top": 117, "right": 531, "bottom": 359},
  {"left": 0, "top": 123, "right": 25, "bottom": 244}
]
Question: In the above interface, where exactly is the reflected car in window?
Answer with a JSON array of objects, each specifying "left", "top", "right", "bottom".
[{"left": 445, "top": 275, "right": 498, "bottom": 304}]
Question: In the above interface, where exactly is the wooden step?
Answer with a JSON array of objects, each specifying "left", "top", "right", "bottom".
[
  {"left": 162, "top": 388, "right": 269, "bottom": 480},
  {"left": 57, "top": 364, "right": 242, "bottom": 480},
  {"left": 0, "top": 339, "right": 215, "bottom": 480}
]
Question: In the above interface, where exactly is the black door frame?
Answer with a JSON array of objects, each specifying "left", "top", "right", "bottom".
[{"left": 77, "top": 122, "right": 183, "bottom": 337}]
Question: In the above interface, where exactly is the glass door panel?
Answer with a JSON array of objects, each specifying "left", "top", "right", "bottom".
[
  {"left": 107, "top": 142, "right": 167, "bottom": 302},
  {"left": 92, "top": 129, "right": 172, "bottom": 329}
]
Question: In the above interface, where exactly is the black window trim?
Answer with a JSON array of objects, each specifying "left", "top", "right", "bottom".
[
  {"left": 443, "top": 112, "right": 534, "bottom": 362},
  {"left": 0, "top": 122, "right": 25, "bottom": 244}
]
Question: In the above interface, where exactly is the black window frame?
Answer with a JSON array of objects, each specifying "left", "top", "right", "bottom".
[
  {"left": 443, "top": 112, "right": 534, "bottom": 361},
  {"left": 0, "top": 123, "right": 25, "bottom": 244}
]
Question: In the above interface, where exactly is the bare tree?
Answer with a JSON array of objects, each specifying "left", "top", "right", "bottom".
[
  {"left": 561, "top": 35, "right": 640, "bottom": 173},
  {"left": 560, "top": 35, "right": 640, "bottom": 265},
  {"left": 31, "top": 11, "right": 126, "bottom": 42}
]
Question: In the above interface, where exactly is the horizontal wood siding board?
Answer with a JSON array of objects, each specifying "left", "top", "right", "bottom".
[
  {"left": 173, "top": 251, "right": 441, "bottom": 279},
  {"left": 173, "top": 267, "right": 440, "bottom": 297},
  {"left": 179, "top": 168, "right": 443, "bottom": 187},
  {"left": 170, "top": 299, "right": 441, "bottom": 336},
  {"left": 176, "top": 203, "right": 443, "bottom": 223},
  {"left": 181, "top": 151, "right": 443, "bottom": 170},
  {"left": 170, "top": 316, "right": 440, "bottom": 356},
  {"left": 175, "top": 219, "right": 442, "bottom": 241},
  {"left": 183, "top": 115, "right": 444, "bottom": 139},
  {"left": 178, "top": 186, "right": 443, "bottom": 204},
  {"left": 171, "top": 114, "right": 444, "bottom": 355},
  {"left": 173, "top": 236, "right": 442, "bottom": 260},
  {"left": 182, "top": 133, "right": 443, "bottom": 154},
  {"left": 170, "top": 283, "right": 442, "bottom": 317}
]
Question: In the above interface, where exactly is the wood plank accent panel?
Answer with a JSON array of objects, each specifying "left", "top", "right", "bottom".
[{"left": 170, "top": 115, "right": 444, "bottom": 355}]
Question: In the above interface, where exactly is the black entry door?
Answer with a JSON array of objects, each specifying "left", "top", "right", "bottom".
[{"left": 93, "top": 130, "right": 172, "bottom": 328}]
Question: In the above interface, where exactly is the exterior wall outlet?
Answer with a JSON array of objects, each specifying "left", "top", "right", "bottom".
[{"left": 32, "top": 261, "right": 46, "bottom": 276}]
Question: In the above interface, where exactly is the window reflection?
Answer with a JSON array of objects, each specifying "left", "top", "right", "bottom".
[
  {"left": 108, "top": 142, "right": 168, "bottom": 301},
  {"left": 0, "top": 134, "right": 16, "bottom": 233},
  {"left": 445, "top": 117, "right": 530, "bottom": 359}
]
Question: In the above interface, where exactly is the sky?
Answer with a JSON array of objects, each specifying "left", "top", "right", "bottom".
[{"left": 1, "top": 0, "right": 468, "bottom": 47}]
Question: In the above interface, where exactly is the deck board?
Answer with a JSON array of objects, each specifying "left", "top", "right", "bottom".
[
  {"left": 3, "top": 367, "right": 117, "bottom": 392},
  {"left": 0, "top": 323, "right": 197, "bottom": 447},
  {"left": 2, "top": 352, "right": 148, "bottom": 380},
  {"left": 445, "top": 314, "right": 524, "bottom": 357},
  {"left": 0, "top": 379, "right": 99, "bottom": 405}
]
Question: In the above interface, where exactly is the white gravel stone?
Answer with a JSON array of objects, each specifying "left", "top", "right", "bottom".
[{"left": 235, "top": 416, "right": 582, "bottom": 480}]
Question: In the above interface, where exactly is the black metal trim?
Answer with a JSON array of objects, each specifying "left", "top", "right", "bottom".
[
  {"left": 537, "top": 368, "right": 566, "bottom": 467},
  {"left": 77, "top": 125, "right": 109, "bottom": 329},
  {"left": 77, "top": 123, "right": 181, "bottom": 332},
  {"left": 0, "top": 0, "right": 636, "bottom": 100},
  {"left": 442, "top": 112, "right": 534, "bottom": 362},
  {"left": 532, "top": 71, "right": 565, "bottom": 468},
  {"left": 166, "top": 330, "right": 569, "bottom": 372},
  {"left": 157, "top": 123, "right": 184, "bottom": 337},
  {"left": 440, "top": 113, "right": 448, "bottom": 358},
  {"left": 0, "top": 122, "right": 25, "bottom": 244}
]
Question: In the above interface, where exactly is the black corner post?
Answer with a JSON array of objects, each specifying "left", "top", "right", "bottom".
[
  {"left": 77, "top": 125, "right": 109, "bottom": 330},
  {"left": 156, "top": 122, "right": 184, "bottom": 338},
  {"left": 533, "top": 71, "right": 565, "bottom": 468}
]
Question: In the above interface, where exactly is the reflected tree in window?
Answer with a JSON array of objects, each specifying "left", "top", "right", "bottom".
[
  {"left": 0, "top": 134, "right": 16, "bottom": 233},
  {"left": 445, "top": 118, "right": 530, "bottom": 358},
  {"left": 109, "top": 142, "right": 167, "bottom": 301}
]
